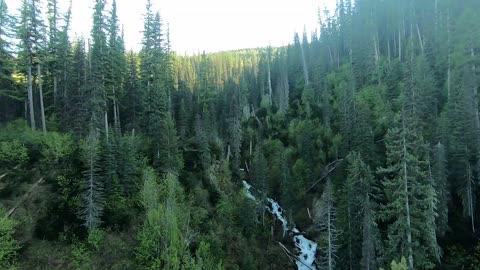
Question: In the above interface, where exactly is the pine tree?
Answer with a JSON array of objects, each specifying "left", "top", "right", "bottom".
[
  {"left": 18, "top": 0, "right": 47, "bottom": 131},
  {"left": 47, "top": 0, "right": 60, "bottom": 106},
  {"left": 252, "top": 144, "right": 268, "bottom": 224},
  {"left": 343, "top": 151, "right": 381, "bottom": 270},
  {"left": 117, "top": 133, "right": 140, "bottom": 195},
  {"left": 88, "top": 0, "right": 108, "bottom": 134},
  {"left": 176, "top": 94, "right": 188, "bottom": 140},
  {"left": 102, "top": 126, "right": 120, "bottom": 200},
  {"left": 432, "top": 142, "right": 449, "bottom": 237},
  {"left": 140, "top": 3, "right": 169, "bottom": 163},
  {"left": 80, "top": 120, "right": 105, "bottom": 230},
  {"left": 448, "top": 61, "right": 478, "bottom": 233},
  {"left": 106, "top": 0, "right": 126, "bottom": 129},
  {"left": 65, "top": 37, "right": 87, "bottom": 135},
  {"left": 404, "top": 54, "right": 438, "bottom": 142},
  {"left": 0, "top": 0, "right": 16, "bottom": 113},
  {"left": 54, "top": 0, "right": 71, "bottom": 121},
  {"left": 275, "top": 52, "right": 289, "bottom": 116},
  {"left": 252, "top": 144, "right": 268, "bottom": 197},
  {"left": 314, "top": 178, "right": 339, "bottom": 270},
  {"left": 194, "top": 114, "right": 211, "bottom": 172},
  {"left": 378, "top": 112, "right": 440, "bottom": 270},
  {"left": 226, "top": 85, "right": 242, "bottom": 171},
  {"left": 122, "top": 51, "right": 142, "bottom": 131},
  {"left": 157, "top": 112, "right": 183, "bottom": 174},
  {"left": 137, "top": 169, "right": 193, "bottom": 269}
]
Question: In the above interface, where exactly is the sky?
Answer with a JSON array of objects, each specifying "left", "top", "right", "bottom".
[{"left": 6, "top": 0, "right": 336, "bottom": 54}]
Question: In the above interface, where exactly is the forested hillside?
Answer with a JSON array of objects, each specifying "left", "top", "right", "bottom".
[{"left": 1, "top": 0, "right": 480, "bottom": 269}]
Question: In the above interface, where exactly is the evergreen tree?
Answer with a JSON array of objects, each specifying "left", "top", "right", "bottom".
[
  {"left": 122, "top": 51, "right": 142, "bottom": 131},
  {"left": 433, "top": 142, "right": 449, "bottom": 237},
  {"left": 80, "top": 120, "right": 104, "bottom": 230},
  {"left": 194, "top": 114, "right": 211, "bottom": 172},
  {"left": 65, "top": 37, "right": 87, "bottom": 135},
  {"left": 89, "top": 0, "right": 108, "bottom": 134},
  {"left": 157, "top": 112, "right": 183, "bottom": 174},
  {"left": 137, "top": 169, "right": 194, "bottom": 269},
  {"left": 252, "top": 144, "right": 268, "bottom": 197},
  {"left": 342, "top": 151, "right": 382, "bottom": 270},
  {"left": 106, "top": 0, "right": 126, "bottom": 129},
  {"left": 47, "top": 0, "right": 60, "bottom": 106},
  {"left": 140, "top": 2, "right": 169, "bottom": 165},
  {"left": 314, "top": 178, "right": 339, "bottom": 270},
  {"left": 0, "top": 0, "right": 16, "bottom": 120},
  {"left": 378, "top": 112, "right": 440, "bottom": 270},
  {"left": 18, "top": 0, "right": 47, "bottom": 131},
  {"left": 56, "top": 1, "right": 72, "bottom": 119}
]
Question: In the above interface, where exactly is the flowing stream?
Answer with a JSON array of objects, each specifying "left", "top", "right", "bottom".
[{"left": 243, "top": 181, "right": 318, "bottom": 270}]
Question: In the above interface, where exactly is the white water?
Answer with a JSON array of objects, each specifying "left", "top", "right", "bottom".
[{"left": 243, "top": 181, "right": 318, "bottom": 270}]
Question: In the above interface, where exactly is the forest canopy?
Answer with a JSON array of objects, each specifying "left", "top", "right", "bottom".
[{"left": 0, "top": 0, "right": 480, "bottom": 269}]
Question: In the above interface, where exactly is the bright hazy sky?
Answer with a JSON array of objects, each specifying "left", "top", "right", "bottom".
[{"left": 6, "top": 0, "right": 336, "bottom": 54}]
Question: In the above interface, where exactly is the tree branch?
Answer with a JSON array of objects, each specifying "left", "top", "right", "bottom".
[
  {"left": 305, "top": 159, "right": 343, "bottom": 193},
  {"left": 6, "top": 176, "right": 45, "bottom": 218},
  {"left": 278, "top": 242, "right": 316, "bottom": 270}
]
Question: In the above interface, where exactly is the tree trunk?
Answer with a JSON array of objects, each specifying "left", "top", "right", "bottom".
[
  {"left": 113, "top": 86, "right": 118, "bottom": 128},
  {"left": 327, "top": 202, "right": 333, "bottom": 270},
  {"left": 28, "top": 61, "right": 36, "bottom": 130},
  {"left": 53, "top": 75, "right": 58, "bottom": 107},
  {"left": 416, "top": 23, "right": 424, "bottom": 54},
  {"left": 328, "top": 46, "right": 334, "bottom": 67},
  {"left": 267, "top": 55, "right": 273, "bottom": 106},
  {"left": 347, "top": 205, "right": 354, "bottom": 270},
  {"left": 38, "top": 64, "right": 47, "bottom": 133},
  {"left": 402, "top": 120, "right": 414, "bottom": 270},
  {"left": 387, "top": 39, "right": 391, "bottom": 67},
  {"left": 467, "top": 161, "right": 475, "bottom": 232},
  {"left": 399, "top": 30, "right": 402, "bottom": 62},
  {"left": 447, "top": 10, "right": 451, "bottom": 101},
  {"left": 393, "top": 33, "right": 397, "bottom": 59},
  {"left": 64, "top": 61, "right": 68, "bottom": 98},
  {"left": 116, "top": 102, "right": 121, "bottom": 130},
  {"left": 104, "top": 111, "right": 109, "bottom": 141},
  {"left": 300, "top": 43, "right": 310, "bottom": 86},
  {"left": 373, "top": 35, "right": 379, "bottom": 66}
]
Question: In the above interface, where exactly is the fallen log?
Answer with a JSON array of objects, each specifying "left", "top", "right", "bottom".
[
  {"left": 305, "top": 159, "right": 343, "bottom": 193},
  {"left": 6, "top": 176, "right": 45, "bottom": 218},
  {"left": 0, "top": 164, "right": 21, "bottom": 180}
]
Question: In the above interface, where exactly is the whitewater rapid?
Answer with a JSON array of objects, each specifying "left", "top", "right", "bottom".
[{"left": 243, "top": 180, "right": 318, "bottom": 270}]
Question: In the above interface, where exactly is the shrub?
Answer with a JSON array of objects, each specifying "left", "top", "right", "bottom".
[
  {"left": 40, "top": 132, "right": 74, "bottom": 166},
  {"left": 0, "top": 210, "right": 20, "bottom": 269},
  {"left": 0, "top": 140, "right": 28, "bottom": 166}
]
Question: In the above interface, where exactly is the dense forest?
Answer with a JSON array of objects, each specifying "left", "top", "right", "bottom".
[{"left": 1, "top": 0, "right": 480, "bottom": 269}]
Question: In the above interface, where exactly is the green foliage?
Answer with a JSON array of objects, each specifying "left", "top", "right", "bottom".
[
  {"left": 1, "top": 0, "right": 480, "bottom": 268},
  {"left": 443, "top": 245, "right": 469, "bottom": 269},
  {"left": 378, "top": 114, "right": 440, "bottom": 269},
  {"left": 0, "top": 120, "right": 77, "bottom": 168},
  {"left": 0, "top": 140, "right": 28, "bottom": 165},
  {"left": 191, "top": 241, "right": 223, "bottom": 270},
  {"left": 55, "top": 175, "right": 81, "bottom": 215},
  {"left": 0, "top": 210, "right": 19, "bottom": 269},
  {"left": 79, "top": 128, "right": 104, "bottom": 231},
  {"left": 252, "top": 144, "right": 268, "bottom": 196},
  {"left": 71, "top": 242, "right": 92, "bottom": 270},
  {"left": 206, "top": 160, "right": 234, "bottom": 196},
  {"left": 137, "top": 169, "right": 194, "bottom": 269},
  {"left": 343, "top": 151, "right": 381, "bottom": 269},
  {"left": 157, "top": 112, "right": 184, "bottom": 174},
  {"left": 390, "top": 257, "right": 408, "bottom": 270},
  {"left": 40, "top": 132, "right": 74, "bottom": 166},
  {"left": 314, "top": 179, "right": 338, "bottom": 270},
  {"left": 87, "top": 228, "right": 104, "bottom": 251}
]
